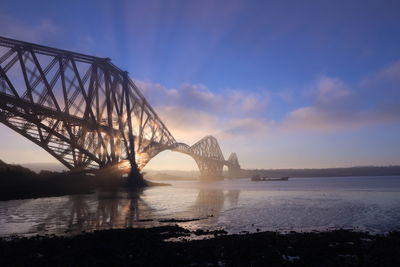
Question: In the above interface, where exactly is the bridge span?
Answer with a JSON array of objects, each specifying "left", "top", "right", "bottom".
[{"left": 0, "top": 36, "right": 241, "bottom": 179}]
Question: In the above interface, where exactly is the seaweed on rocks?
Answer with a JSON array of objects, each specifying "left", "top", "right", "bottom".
[{"left": 1, "top": 227, "right": 399, "bottom": 266}]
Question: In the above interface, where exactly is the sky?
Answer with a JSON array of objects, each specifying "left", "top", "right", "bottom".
[{"left": 0, "top": 0, "right": 399, "bottom": 170}]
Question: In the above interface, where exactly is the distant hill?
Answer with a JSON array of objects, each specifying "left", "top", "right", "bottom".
[
  {"left": 144, "top": 169, "right": 199, "bottom": 178},
  {"left": 141, "top": 166, "right": 400, "bottom": 179},
  {"left": 240, "top": 166, "right": 400, "bottom": 178},
  {"left": 20, "top": 162, "right": 67, "bottom": 173},
  {"left": 5, "top": 160, "right": 400, "bottom": 178},
  {"left": 0, "top": 159, "right": 36, "bottom": 175},
  {"left": 145, "top": 172, "right": 196, "bottom": 181}
]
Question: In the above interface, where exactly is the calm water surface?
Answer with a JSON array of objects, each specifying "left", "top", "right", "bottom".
[{"left": 1, "top": 176, "right": 399, "bottom": 236}]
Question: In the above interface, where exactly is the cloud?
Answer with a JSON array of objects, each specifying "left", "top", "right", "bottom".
[
  {"left": 155, "top": 105, "right": 273, "bottom": 144},
  {"left": 314, "top": 75, "right": 350, "bottom": 105},
  {"left": 361, "top": 60, "right": 400, "bottom": 87},
  {"left": 0, "top": 14, "right": 62, "bottom": 44},
  {"left": 280, "top": 75, "right": 355, "bottom": 131},
  {"left": 223, "top": 118, "right": 273, "bottom": 136},
  {"left": 0, "top": 13, "right": 103, "bottom": 59},
  {"left": 155, "top": 106, "right": 220, "bottom": 143},
  {"left": 136, "top": 80, "right": 268, "bottom": 116},
  {"left": 282, "top": 106, "right": 359, "bottom": 132},
  {"left": 281, "top": 70, "right": 400, "bottom": 132},
  {"left": 135, "top": 80, "right": 270, "bottom": 142},
  {"left": 376, "top": 60, "right": 400, "bottom": 81},
  {"left": 283, "top": 104, "right": 400, "bottom": 132},
  {"left": 135, "top": 80, "right": 275, "bottom": 142}
]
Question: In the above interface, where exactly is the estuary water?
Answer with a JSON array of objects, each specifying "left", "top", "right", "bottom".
[{"left": 1, "top": 176, "right": 399, "bottom": 237}]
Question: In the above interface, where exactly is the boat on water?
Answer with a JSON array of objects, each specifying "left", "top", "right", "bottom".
[{"left": 251, "top": 174, "right": 289, "bottom": 181}]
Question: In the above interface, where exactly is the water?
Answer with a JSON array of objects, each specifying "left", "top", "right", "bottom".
[{"left": 1, "top": 176, "right": 399, "bottom": 237}]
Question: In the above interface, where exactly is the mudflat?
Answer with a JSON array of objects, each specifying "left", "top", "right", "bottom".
[{"left": 1, "top": 226, "right": 399, "bottom": 266}]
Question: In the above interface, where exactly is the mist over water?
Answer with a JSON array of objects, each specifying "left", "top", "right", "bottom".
[{"left": 1, "top": 176, "right": 399, "bottom": 237}]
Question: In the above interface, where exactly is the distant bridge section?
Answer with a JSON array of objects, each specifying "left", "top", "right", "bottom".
[
  {"left": 171, "top": 136, "right": 241, "bottom": 178},
  {"left": 0, "top": 36, "right": 241, "bottom": 179}
]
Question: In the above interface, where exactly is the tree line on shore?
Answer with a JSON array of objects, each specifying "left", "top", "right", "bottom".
[{"left": 239, "top": 166, "right": 400, "bottom": 178}]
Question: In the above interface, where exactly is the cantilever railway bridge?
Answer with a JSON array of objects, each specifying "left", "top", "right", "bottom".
[{"left": 0, "top": 36, "right": 241, "bottom": 179}]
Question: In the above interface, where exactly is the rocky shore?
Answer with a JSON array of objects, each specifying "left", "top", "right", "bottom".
[
  {"left": 1, "top": 226, "right": 399, "bottom": 266},
  {"left": 0, "top": 160, "right": 168, "bottom": 201}
]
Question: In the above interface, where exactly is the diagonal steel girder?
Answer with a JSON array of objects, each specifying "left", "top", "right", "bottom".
[{"left": 0, "top": 36, "right": 175, "bottom": 170}]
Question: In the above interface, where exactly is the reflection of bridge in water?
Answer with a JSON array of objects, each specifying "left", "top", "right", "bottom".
[
  {"left": 34, "top": 188, "right": 240, "bottom": 235},
  {"left": 186, "top": 189, "right": 240, "bottom": 223},
  {"left": 35, "top": 189, "right": 157, "bottom": 234},
  {"left": 0, "top": 36, "right": 241, "bottom": 179}
]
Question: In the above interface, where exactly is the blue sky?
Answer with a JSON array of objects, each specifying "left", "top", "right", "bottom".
[{"left": 0, "top": 0, "right": 399, "bottom": 169}]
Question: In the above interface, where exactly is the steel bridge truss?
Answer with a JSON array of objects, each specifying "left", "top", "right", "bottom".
[
  {"left": 172, "top": 136, "right": 241, "bottom": 178},
  {"left": 0, "top": 36, "right": 240, "bottom": 178}
]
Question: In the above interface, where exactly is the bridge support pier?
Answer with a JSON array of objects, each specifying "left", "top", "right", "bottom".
[
  {"left": 195, "top": 158, "right": 224, "bottom": 180},
  {"left": 128, "top": 159, "right": 146, "bottom": 187},
  {"left": 227, "top": 153, "right": 241, "bottom": 178},
  {"left": 228, "top": 165, "right": 242, "bottom": 178}
]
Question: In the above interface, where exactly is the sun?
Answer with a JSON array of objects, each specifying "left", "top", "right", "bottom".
[{"left": 118, "top": 160, "right": 131, "bottom": 173}]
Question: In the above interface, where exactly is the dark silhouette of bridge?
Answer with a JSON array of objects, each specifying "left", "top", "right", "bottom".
[{"left": 0, "top": 36, "right": 241, "bottom": 179}]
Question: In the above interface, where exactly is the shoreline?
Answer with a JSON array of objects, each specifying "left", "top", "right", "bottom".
[
  {"left": 1, "top": 226, "right": 399, "bottom": 266},
  {"left": 0, "top": 161, "right": 170, "bottom": 201}
]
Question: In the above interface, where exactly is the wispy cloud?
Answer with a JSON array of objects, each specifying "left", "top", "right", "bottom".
[
  {"left": 0, "top": 13, "right": 62, "bottom": 44},
  {"left": 154, "top": 106, "right": 220, "bottom": 143},
  {"left": 360, "top": 60, "right": 400, "bottom": 87},
  {"left": 223, "top": 118, "right": 274, "bottom": 136},
  {"left": 314, "top": 75, "right": 350, "bottom": 105},
  {"left": 136, "top": 80, "right": 268, "bottom": 115},
  {"left": 281, "top": 66, "right": 400, "bottom": 132},
  {"left": 135, "top": 80, "right": 270, "bottom": 142}
]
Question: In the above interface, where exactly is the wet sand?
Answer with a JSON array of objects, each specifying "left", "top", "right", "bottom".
[{"left": 1, "top": 226, "right": 399, "bottom": 266}]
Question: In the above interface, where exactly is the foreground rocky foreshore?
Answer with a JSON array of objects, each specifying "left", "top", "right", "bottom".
[{"left": 1, "top": 226, "right": 399, "bottom": 266}]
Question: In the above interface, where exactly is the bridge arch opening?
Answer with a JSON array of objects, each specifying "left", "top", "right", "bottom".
[{"left": 143, "top": 150, "right": 199, "bottom": 177}]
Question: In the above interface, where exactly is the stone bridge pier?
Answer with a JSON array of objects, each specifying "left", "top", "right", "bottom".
[
  {"left": 227, "top": 153, "right": 242, "bottom": 178},
  {"left": 194, "top": 157, "right": 225, "bottom": 179}
]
